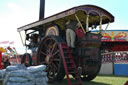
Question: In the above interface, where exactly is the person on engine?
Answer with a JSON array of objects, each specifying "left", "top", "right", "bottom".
[{"left": 65, "top": 20, "right": 80, "bottom": 53}]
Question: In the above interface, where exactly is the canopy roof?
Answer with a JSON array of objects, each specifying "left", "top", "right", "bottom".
[{"left": 17, "top": 5, "right": 114, "bottom": 32}]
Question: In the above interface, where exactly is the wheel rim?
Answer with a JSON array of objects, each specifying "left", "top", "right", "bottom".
[{"left": 37, "top": 36, "right": 62, "bottom": 80}]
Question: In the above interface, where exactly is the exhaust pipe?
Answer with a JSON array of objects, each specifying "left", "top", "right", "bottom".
[{"left": 39, "top": 0, "right": 45, "bottom": 20}]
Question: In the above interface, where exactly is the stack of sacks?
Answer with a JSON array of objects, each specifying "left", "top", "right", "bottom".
[
  {"left": 3, "top": 70, "right": 35, "bottom": 85},
  {"left": 0, "top": 64, "right": 48, "bottom": 85},
  {"left": 27, "top": 65, "right": 48, "bottom": 85},
  {"left": 0, "top": 69, "right": 6, "bottom": 80},
  {"left": 3, "top": 64, "right": 28, "bottom": 85},
  {"left": 5, "top": 64, "right": 27, "bottom": 76}
]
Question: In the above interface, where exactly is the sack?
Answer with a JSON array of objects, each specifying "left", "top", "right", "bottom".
[
  {"left": 36, "top": 82, "right": 48, "bottom": 85},
  {"left": 0, "top": 69, "right": 6, "bottom": 79},
  {"left": 6, "top": 66, "right": 19, "bottom": 71},
  {"left": 6, "top": 64, "right": 26, "bottom": 72},
  {"left": 3, "top": 65, "right": 47, "bottom": 85},
  {"left": 44, "top": 76, "right": 48, "bottom": 82},
  {"left": 3, "top": 70, "right": 35, "bottom": 85},
  {"left": 8, "top": 77, "right": 29, "bottom": 83},
  {"left": 33, "top": 71, "right": 47, "bottom": 77},
  {"left": 9, "top": 70, "right": 35, "bottom": 81},
  {"left": 7, "top": 81, "right": 35, "bottom": 85},
  {"left": 35, "top": 77, "right": 45, "bottom": 82},
  {"left": 3, "top": 73, "right": 10, "bottom": 85},
  {"left": 27, "top": 65, "right": 46, "bottom": 73},
  {"left": 16, "top": 64, "right": 27, "bottom": 70}
]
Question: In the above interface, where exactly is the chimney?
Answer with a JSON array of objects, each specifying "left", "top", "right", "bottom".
[{"left": 39, "top": 0, "right": 45, "bottom": 20}]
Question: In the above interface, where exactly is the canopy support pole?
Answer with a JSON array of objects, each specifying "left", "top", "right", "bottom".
[
  {"left": 75, "top": 14, "right": 86, "bottom": 33},
  {"left": 99, "top": 17, "right": 102, "bottom": 33},
  {"left": 86, "top": 15, "right": 89, "bottom": 32},
  {"left": 25, "top": 31, "right": 27, "bottom": 53},
  {"left": 105, "top": 22, "right": 110, "bottom": 30},
  {"left": 19, "top": 32, "right": 24, "bottom": 46}
]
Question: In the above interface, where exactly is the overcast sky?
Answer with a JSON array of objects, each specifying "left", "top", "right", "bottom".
[{"left": 0, "top": 0, "right": 128, "bottom": 53}]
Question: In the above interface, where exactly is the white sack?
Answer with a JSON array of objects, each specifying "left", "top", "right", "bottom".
[
  {"left": 0, "top": 69, "right": 6, "bottom": 79},
  {"left": 9, "top": 70, "right": 35, "bottom": 80},
  {"left": 27, "top": 65, "right": 46, "bottom": 73},
  {"left": 16, "top": 64, "right": 27, "bottom": 70},
  {"left": 7, "top": 81, "right": 35, "bottom": 85},
  {"left": 33, "top": 71, "right": 47, "bottom": 77},
  {"left": 8, "top": 77, "right": 29, "bottom": 83},
  {"left": 6, "top": 66, "right": 18, "bottom": 71}
]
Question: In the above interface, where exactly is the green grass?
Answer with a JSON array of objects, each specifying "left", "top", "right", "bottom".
[
  {"left": 49, "top": 75, "right": 128, "bottom": 85},
  {"left": 0, "top": 75, "right": 127, "bottom": 85}
]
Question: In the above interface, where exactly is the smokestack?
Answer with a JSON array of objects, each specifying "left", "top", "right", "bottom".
[{"left": 39, "top": 0, "right": 45, "bottom": 20}]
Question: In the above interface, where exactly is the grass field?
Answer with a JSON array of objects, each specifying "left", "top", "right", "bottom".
[
  {"left": 49, "top": 75, "right": 128, "bottom": 85},
  {"left": 0, "top": 75, "right": 127, "bottom": 85}
]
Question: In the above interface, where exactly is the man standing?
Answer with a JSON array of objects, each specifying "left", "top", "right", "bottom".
[
  {"left": 3, "top": 54, "right": 10, "bottom": 68},
  {"left": 66, "top": 20, "right": 79, "bottom": 52}
]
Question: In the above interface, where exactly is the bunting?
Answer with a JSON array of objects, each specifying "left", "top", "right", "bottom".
[
  {"left": 0, "top": 41, "right": 9, "bottom": 44},
  {"left": 0, "top": 41, "right": 14, "bottom": 44},
  {"left": 9, "top": 41, "right": 14, "bottom": 45}
]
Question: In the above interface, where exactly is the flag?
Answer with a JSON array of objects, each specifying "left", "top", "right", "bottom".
[
  {"left": 9, "top": 41, "right": 14, "bottom": 45},
  {"left": 0, "top": 41, "right": 9, "bottom": 44}
]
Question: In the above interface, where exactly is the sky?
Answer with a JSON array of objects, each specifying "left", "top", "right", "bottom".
[{"left": 0, "top": 0, "right": 128, "bottom": 54}]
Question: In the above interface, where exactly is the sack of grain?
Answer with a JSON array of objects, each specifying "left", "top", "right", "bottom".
[
  {"left": 27, "top": 65, "right": 46, "bottom": 73},
  {"left": 6, "top": 66, "right": 18, "bottom": 72},
  {"left": 7, "top": 81, "right": 35, "bottom": 85},
  {"left": 33, "top": 71, "right": 47, "bottom": 77},
  {"left": 44, "top": 76, "right": 48, "bottom": 82},
  {"left": 0, "top": 69, "right": 6, "bottom": 79},
  {"left": 16, "top": 64, "right": 27, "bottom": 70},
  {"left": 8, "top": 77, "right": 29, "bottom": 83},
  {"left": 35, "top": 75, "right": 48, "bottom": 85},
  {"left": 9, "top": 70, "right": 35, "bottom": 80},
  {"left": 3, "top": 70, "right": 35, "bottom": 85}
]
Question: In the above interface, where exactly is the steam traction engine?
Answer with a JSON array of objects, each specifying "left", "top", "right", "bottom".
[{"left": 18, "top": 5, "right": 114, "bottom": 84}]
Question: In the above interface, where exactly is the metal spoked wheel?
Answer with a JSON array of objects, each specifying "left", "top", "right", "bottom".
[{"left": 37, "top": 36, "right": 65, "bottom": 82}]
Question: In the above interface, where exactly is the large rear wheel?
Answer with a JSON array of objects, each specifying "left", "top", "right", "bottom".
[
  {"left": 37, "top": 36, "right": 65, "bottom": 82},
  {"left": 80, "top": 48, "right": 102, "bottom": 81},
  {"left": 80, "top": 65, "right": 101, "bottom": 81}
]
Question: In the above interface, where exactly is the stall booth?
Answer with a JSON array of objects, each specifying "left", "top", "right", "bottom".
[
  {"left": 100, "top": 30, "right": 128, "bottom": 75},
  {"left": 0, "top": 47, "right": 6, "bottom": 69}
]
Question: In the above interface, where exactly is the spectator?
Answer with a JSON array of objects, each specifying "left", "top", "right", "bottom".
[
  {"left": 3, "top": 54, "right": 10, "bottom": 68},
  {"left": 29, "top": 34, "right": 39, "bottom": 52}
]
